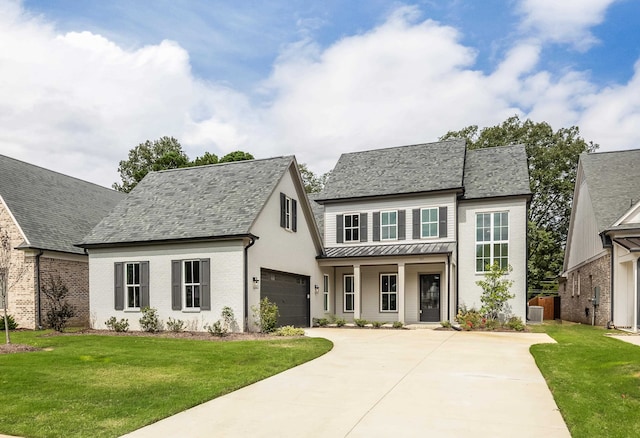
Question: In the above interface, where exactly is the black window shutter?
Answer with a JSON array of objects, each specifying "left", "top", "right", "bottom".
[
  {"left": 336, "top": 214, "right": 344, "bottom": 243},
  {"left": 200, "top": 258, "right": 211, "bottom": 310},
  {"left": 280, "top": 193, "right": 286, "bottom": 228},
  {"left": 292, "top": 199, "right": 297, "bottom": 232},
  {"left": 412, "top": 209, "right": 420, "bottom": 239},
  {"left": 140, "top": 261, "right": 150, "bottom": 308},
  {"left": 360, "top": 213, "right": 368, "bottom": 242},
  {"left": 439, "top": 206, "right": 448, "bottom": 238},
  {"left": 114, "top": 262, "right": 124, "bottom": 311},
  {"left": 373, "top": 212, "right": 380, "bottom": 241},
  {"left": 171, "top": 260, "right": 182, "bottom": 310},
  {"left": 398, "top": 210, "right": 406, "bottom": 240}
]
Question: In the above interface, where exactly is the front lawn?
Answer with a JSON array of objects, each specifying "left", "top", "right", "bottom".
[
  {"left": 530, "top": 324, "right": 640, "bottom": 438},
  {"left": 0, "top": 331, "right": 332, "bottom": 438}
]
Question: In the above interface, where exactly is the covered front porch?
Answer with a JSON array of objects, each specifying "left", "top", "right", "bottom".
[
  {"left": 318, "top": 243, "right": 456, "bottom": 324},
  {"left": 612, "top": 237, "right": 640, "bottom": 331}
]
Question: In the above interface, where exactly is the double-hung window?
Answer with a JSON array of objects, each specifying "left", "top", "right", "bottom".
[
  {"left": 280, "top": 193, "right": 297, "bottom": 232},
  {"left": 344, "top": 214, "right": 359, "bottom": 242},
  {"left": 171, "top": 258, "right": 210, "bottom": 311},
  {"left": 184, "top": 260, "right": 201, "bottom": 309},
  {"left": 421, "top": 208, "right": 438, "bottom": 238},
  {"left": 476, "top": 212, "right": 509, "bottom": 272},
  {"left": 125, "top": 262, "right": 140, "bottom": 309},
  {"left": 380, "top": 274, "right": 397, "bottom": 312},
  {"left": 344, "top": 275, "right": 354, "bottom": 312},
  {"left": 381, "top": 211, "right": 397, "bottom": 240},
  {"left": 323, "top": 274, "right": 330, "bottom": 312}
]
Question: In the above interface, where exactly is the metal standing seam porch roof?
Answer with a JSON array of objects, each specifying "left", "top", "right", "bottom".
[{"left": 320, "top": 242, "right": 456, "bottom": 259}]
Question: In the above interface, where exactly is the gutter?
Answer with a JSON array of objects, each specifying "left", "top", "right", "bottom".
[
  {"left": 244, "top": 236, "right": 258, "bottom": 332},
  {"left": 35, "top": 250, "right": 43, "bottom": 329}
]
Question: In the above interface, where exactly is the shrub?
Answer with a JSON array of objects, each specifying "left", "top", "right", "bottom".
[
  {"left": 327, "top": 314, "right": 337, "bottom": 324},
  {"left": 166, "top": 317, "right": 186, "bottom": 332},
  {"left": 476, "top": 262, "right": 515, "bottom": 320},
  {"left": 139, "top": 307, "right": 163, "bottom": 333},
  {"left": 393, "top": 321, "right": 404, "bottom": 329},
  {"left": 206, "top": 320, "right": 226, "bottom": 337},
  {"left": 105, "top": 317, "right": 129, "bottom": 332},
  {"left": 275, "top": 325, "right": 305, "bottom": 336},
  {"left": 251, "top": 297, "right": 279, "bottom": 333},
  {"left": 354, "top": 318, "right": 367, "bottom": 327},
  {"left": 42, "top": 275, "right": 75, "bottom": 332},
  {"left": 317, "top": 318, "right": 329, "bottom": 327},
  {"left": 440, "top": 320, "right": 452, "bottom": 328},
  {"left": 372, "top": 321, "right": 382, "bottom": 328},
  {"left": 506, "top": 316, "right": 525, "bottom": 331},
  {"left": 221, "top": 306, "right": 236, "bottom": 332},
  {"left": 0, "top": 314, "right": 18, "bottom": 331},
  {"left": 457, "top": 305, "right": 483, "bottom": 330},
  {"left": 335, "top": 318, "right": 346, "bottom": 327},
  {"left": 485, "top": 318, "right": 500, "bottom": 330}
]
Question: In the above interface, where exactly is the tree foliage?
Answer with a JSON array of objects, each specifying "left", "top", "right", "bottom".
[
  {"left": 299, "top": 163, "right": 331, "bottom": 194},
  {"left": 441, "top": 115, "right": 598, "bottom": 289},
  {"left": 0, "top": 228, "right": 11, "bottom": 344},
  {"left": 42, "top": 275, "right": 76, "bottom": 332},
  {"left": 476, "top": 262, "right": 515, "bottom": 320},
  {"left": 113, "top": 137, "right": 255, "bottom": 193}
]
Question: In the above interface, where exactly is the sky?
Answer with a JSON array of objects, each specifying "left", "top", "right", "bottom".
[{"left": 1, "top": 0, "right": 640, "bottom": 188}]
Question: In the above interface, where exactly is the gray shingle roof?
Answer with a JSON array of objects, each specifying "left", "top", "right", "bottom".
[
  {"left": 321, "top": 242, "right": 455, "bottom": 259},
  {"left": 581, "top": 149, "right": 640, "bottom": 233},
  {"left": 80, "top": 157, "right": 294, "bottom": 246},
  {"left": 316, "top": 139, "right": 467, "bottom": 201},
  {"left": 0, "top": 154, "right": 125, "bottom": 255},
  {"left": 462, "top": 144, "right": 531, "bottom": 199},
  {"left": 307, "top": 193, "right": 324, "bottom": 242}
]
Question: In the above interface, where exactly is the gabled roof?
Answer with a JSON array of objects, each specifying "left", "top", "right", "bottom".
[
  {"left": 80, "top": 156, "right": 297, "bottom": 247},
  {"left": 580, "top": 149, "right": 640, "bottom": 233},
  {"left": 316, "top": 139, "right": 466, "bottom": 201},
  {"left": 307, "top": 193, "right": 324, "bottom": 242},
  {"left": 0, "top": 154, "right": 124, "bottom": 255},
  {"left": 462, "top": 144, "right": 531, "bottom": 200}
]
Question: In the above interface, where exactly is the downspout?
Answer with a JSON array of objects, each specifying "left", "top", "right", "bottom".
[
  {"left": 447, "top": 253, "right": 451, "bottom": 321},
  {"left": 244, "top": 236, "right": 257, "bottom": 332},
  {"left": 35, "top": 250, "right": 43, "bottom": 329},
  {"left": 610, "top": 245, "right": 615, "bottom": 326}
]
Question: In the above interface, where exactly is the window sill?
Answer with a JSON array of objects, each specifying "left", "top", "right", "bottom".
[
  {"left": 182, "top": 309, "right": 201, "bottom": 313},
  {"left": 380, "top": 310, "right": 399, "bottom": 313},
  {"left": 124, "top": 309, "right": 140, "bottom": 313}
]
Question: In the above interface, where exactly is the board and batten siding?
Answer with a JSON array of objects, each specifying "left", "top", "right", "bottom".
[
  {"left": 324, "top": 194, "right": 456, "bottom": 247},
  {"left": 565, "top": 177, "right": 605, "bottom": 271},
  {"left": 457, "top": 198, "right": 528, "bottom": 321},
  {"left": 88, "top": 241, "right": 244, "bottom": 331}
]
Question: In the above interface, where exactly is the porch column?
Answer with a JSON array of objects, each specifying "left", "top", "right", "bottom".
[
  {"left": 635, "top": 259, "right": 639, "bottom": 333},
  {"left": 354, "top": 264, "right": 361, "bottom": 319},
  {"left": 397, "top": 263, "right": 405, "bottom": 323}
]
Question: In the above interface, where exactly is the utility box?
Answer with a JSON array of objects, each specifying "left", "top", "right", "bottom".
[
  {"left": 593, "top": 286, "right": 600, "bottom": 305},
  {"left": 529, "top": 306, "right": 543, "bottom": 324}
]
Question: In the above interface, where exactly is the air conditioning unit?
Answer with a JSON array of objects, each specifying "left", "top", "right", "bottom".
[{"left": 528, "top": 305, "right": 543, "bottom": 324}]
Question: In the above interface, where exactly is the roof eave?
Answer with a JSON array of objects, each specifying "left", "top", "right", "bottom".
[
  {"left": 76, "top": 233, "right": 259, "bottom": 250},
  {"left": 315, "top": 187, "right": 464, "bottom": 205}
]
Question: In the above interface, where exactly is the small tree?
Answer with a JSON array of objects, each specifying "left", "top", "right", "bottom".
[
  {"left": 42, "top": 275, "right": 76, "bottom": 332},
  {"left": 476, "top": 262, "right": 514, "bottom": 320},
  {"left": 0, "top": 228, "right": 11, "bottom": 344},
  {"left": 251, "top": 297, "right": 279, "bottom": 333}
]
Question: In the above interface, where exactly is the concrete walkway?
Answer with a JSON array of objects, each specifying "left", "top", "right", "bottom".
[
  {"left": 122, "top": 329, "right": 569, "bottom": 438},
  {"left": 610, "top": 334, "right": 640, "bottom": 346}
]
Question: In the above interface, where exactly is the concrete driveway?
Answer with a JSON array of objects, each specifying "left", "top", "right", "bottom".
[{"left": 123, "top": 328, "right": 569, "bottom": 438}]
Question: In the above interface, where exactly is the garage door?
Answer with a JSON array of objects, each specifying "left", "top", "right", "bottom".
[{"left": 260, "top": 269, "right": 310, "bottom": 327}]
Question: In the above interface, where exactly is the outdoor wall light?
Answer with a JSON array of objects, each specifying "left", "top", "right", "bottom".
[
  {"left": 252, "top": 277, "right": 259, "bottom": 285},
  {"left": 314, "top": 284, "right": 320, "bottom": 293}
]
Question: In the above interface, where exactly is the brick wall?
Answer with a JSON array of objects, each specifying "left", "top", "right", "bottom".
[
  {"left": 560, "top": 252, "right": 611, "bottom": 326},
  {"left": 40, "top": 257, "right": 90, "bottom": 328}
]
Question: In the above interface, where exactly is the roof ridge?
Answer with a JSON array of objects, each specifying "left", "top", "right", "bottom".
[
  {"left": 337, "top": 138, "right": 465, "bottom": 157},
  {"left": 468, "top": 143, "right": 525, "bottom": 153},
  {"left": 153, "top": 155, "right": 293, "bottom": 174}
]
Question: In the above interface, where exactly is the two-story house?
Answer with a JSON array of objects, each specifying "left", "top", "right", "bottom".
[{"left": 314, "top": 140, "right": 531, "bottom": 324}]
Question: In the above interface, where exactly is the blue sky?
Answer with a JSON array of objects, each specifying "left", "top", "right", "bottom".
[{"left": 2, "top": 0, "right": 640, "bottom": 186}]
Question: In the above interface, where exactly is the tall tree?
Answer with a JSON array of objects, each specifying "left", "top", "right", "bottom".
[
  {"left": 299, "top": 163, "right": 331, "bottom": 194},
  {"left": 113, "top": 137, "right": 189, "bottom": 193},
  {"left": 219, "top": 151, "right": 254, "bottom": 163},
  {"left": 191, "top": 152, "right": 219, "bottom": 166},
  {"left": 441, "top": 116, "right": 598, "bottom": 290}
]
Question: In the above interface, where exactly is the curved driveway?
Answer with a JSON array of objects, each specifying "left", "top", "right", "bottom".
[{"left": 123, "top": 328, "right": 570, "bottom": 438}]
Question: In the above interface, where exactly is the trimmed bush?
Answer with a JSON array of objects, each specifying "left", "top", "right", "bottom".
[
  {"left": 166, "top": 317, "right": 186, "bottom": 332},
  {"left": 393, "top": 321, "right": 404, "bottom": 329},
  {"left": 354, "top": 318, "right": 367, "bottom": 327},
  {"left": 139, "top": 307, "right": 163, "bottom": 333},
  {"left": 506, "top": 316, "right": 525, "bottom": 331},
  {"left": 335, "top": 318, "right": 346, "bottom": 327},
  {"left": 252, "top": 297, "right": 279, "bottom": 333},
  {"left": 275, "top": 325, "right": 305, "bottom": 336},
  {"left": 371, "top": 321, "right": 382, "bottom": 328},
  {"left": 105, "top": 317, "right": 129, "bottom": 332}
]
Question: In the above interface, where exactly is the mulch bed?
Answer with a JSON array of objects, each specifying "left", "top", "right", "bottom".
[{"left": 0, "top": 343, "right": 42, "bottom": 354}]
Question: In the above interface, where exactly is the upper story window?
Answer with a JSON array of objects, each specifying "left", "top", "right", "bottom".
[
  {"left": 421, "top": 208, "right": 438, "bottom": 238},
  {"left": 125, "top": 262, "right": 141, "bottom": 309},
  {"left": 280, "top": 193, "right": 297, "bottom": 232},
  {"left": 476, "top": 212, "right": 509, "bottom": 272},
  {"left": 381, "top": 211, "right": 397, "bottom": 240},
  {"left": 344, "top": 214, "right": 359, "bottom": 242}
]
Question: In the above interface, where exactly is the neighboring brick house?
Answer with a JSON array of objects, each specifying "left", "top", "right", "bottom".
[
  {"left": 562, "top": 149, "right": 640, "bottom": 330},
  {"left": 0, "top": 154, "right": 124, "bottom": 329}
]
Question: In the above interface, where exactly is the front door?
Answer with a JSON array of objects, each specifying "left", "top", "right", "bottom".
[{"left": 420, "top": 274, "right": 440, "bottom": 322}]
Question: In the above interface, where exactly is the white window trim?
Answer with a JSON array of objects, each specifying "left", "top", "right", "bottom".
[
  {"left": 475, "top": 211, "right": 509, "bottom": 273},
  {"left": 125, "top": 262, "right": 141, "bottom": 311},
  {"left": 420, "top": 207, "right": 439, "bottom": 239},
  {"left": 381, "top": 210, "right": 398, "bottom": 241},
  {"left": 183, "top": 260, "right": 201, "bottom": 310},
  {"left": 323, "top": 274, "right": 330, "bottom": 312},
  {"left": 380, "top": 273, "right": 398, "bottom": 313},
  {"left": 284, "top": 196, "right": 292, "bottom": 231},
  {"left": 344, "top": 274, "right": 355, "bottom": 313},
  {"left": 344, "top": 213, "right": 360, "bottom": 243}
]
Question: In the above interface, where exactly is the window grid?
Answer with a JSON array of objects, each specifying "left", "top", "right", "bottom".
[
  {"left": 184, "top": 260, "right": 201, "bottom": 308},
  {"left": 380, "top": 274, "right": 398, "bottom": 312},
  {"left": 475, "top": 212, "right": 509, "bottom": 272},
  {"left": 421, "top": 208, "right": 439, "bottom": 238},
  {"left": 125, "top": 262, "right": 140, "bottom": 309},
  {"left": 381, "top": 211, "right": 397, "bottom": 240},
  {"left": 344, "top": 214, "right": 359, "bottom": 242},
  {"left": 285, "top": 196, "right": 292, "bottom": 230},
  {"left": 344, "top": 275, "right": 354, "bottom": 312}
]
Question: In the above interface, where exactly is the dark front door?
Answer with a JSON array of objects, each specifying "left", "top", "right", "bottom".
[{"left": 420, "top": 274, "right": 440, "bottom": 322}]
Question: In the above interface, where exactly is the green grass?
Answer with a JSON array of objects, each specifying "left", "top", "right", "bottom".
[
  {"left": 530, "top": 324, "right": 640, "bottom": 438},
  {"left": 0, "top": 331, "right": 332, "bottom": 438}
]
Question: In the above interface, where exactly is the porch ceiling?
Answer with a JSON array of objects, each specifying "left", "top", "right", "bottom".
[{"left": 320, "top": 242, "right": 455, "bottom": 259}]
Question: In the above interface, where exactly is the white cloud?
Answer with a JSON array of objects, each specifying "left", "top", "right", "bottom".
[{"left": 517, "top": 0, "right": 618, "bottom": 50}]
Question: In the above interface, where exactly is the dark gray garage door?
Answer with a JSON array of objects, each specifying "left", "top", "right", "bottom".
[{"left": 260, "top": 269, "right": 310, "bottom": 327}]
